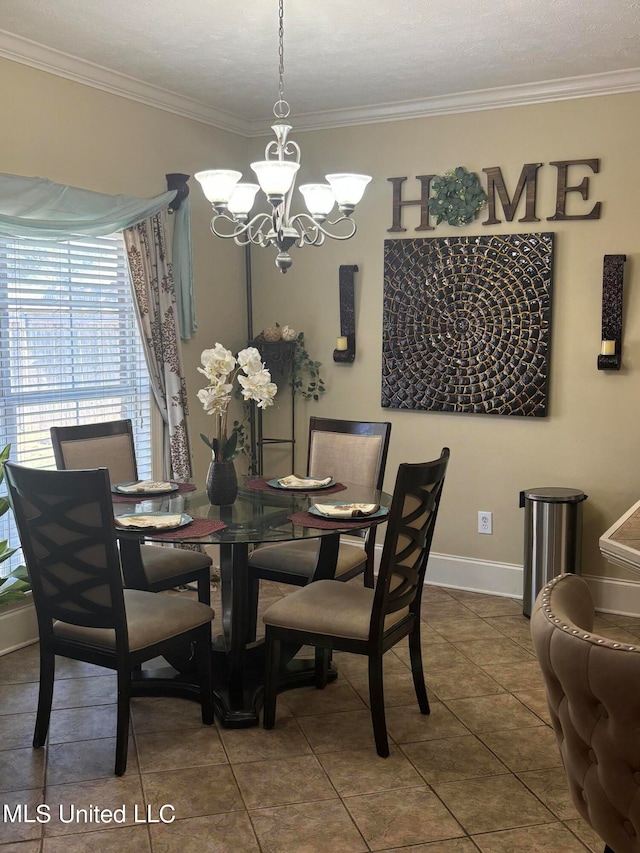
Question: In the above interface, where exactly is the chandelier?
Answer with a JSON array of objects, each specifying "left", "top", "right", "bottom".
[{"left": 195, "top": 0, "right": 371, "bottom": 274}]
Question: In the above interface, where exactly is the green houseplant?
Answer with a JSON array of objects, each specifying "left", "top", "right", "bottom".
[{"left": 0, "top": 444, "right": 31, "bottom": 605}]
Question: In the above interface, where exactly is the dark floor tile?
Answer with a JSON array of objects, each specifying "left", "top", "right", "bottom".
[
  {"left": 0, "top": 788, "right": 45, "bottom": 843},
  {"left": 233, "top": 754, "right": 336, "bottom": 808},
  {"left": 0, "top": 747, "right": 45, "bottom": 793},
  {"left": 42, "top": 824, "right": 151, "bottom": 851},
  {"left": 249, "top": 799, "right": 368, "bottom": 853},
  {"left": 141, "top": 765, "right": 243, "bottom": 820},
  {"left": 149, "top": 811, "right": 260, "bottom": 853},
  {"left": 317, "top": 745, "right": 423, "bottom": 796},
  {"left": 344, "top": 786, "right": 464, "bottom": 850}
]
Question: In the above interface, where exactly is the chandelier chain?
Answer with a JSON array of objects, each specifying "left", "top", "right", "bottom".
[{"left": 273, "top": 0, "right": 290, "bottom": 118}]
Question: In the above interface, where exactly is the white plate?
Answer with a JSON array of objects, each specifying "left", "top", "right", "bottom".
[{"left": 114, "top": 512, "right": 192, "bottom": 532}]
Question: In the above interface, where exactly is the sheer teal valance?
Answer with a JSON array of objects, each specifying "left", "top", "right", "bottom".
[{"left": 0, "top": 173, "right": 195, "bottom": 338}]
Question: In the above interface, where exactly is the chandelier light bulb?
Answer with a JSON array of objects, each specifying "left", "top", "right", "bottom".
[
  {"left": 325, "top": 174, "right": 372, "bottom": 210},
  {"left": 228, "top": 183, "right": 260, "bottom": 218},
  {"left": 194, "top": 170, "right": 242, "bottom": 206},
  {"left": 299, "top": 184, "right": 336, "bottom": 219},
  {"left": 250, "top": 160, "right": 300, "bottom": 200}
]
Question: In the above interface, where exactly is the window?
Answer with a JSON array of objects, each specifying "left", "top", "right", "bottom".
[{"left": 0, "top": 232, "right": 151, "bottom": 574}]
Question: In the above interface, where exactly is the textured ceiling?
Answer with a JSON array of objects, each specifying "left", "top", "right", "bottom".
[{"left": 1, "top": 0, "right": 639, "bottom": 134}]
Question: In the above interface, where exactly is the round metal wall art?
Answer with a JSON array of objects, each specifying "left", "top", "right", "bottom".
[{"left": 382, "top": 233, "right": 554, "bottom": 417}]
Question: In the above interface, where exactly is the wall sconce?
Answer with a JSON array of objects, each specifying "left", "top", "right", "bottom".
[
  {"left": 597, "top": 254, "right": 626, "bottom": 371},
  {"left": 333, "top": 264, "right": 358, "bottom": 363}
]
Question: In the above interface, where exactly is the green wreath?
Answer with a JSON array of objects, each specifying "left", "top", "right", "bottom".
[{"left": 428, "top": 166, "right": 487, "bottom": 226}]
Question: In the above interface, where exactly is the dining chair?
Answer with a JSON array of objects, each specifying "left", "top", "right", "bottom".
[
  {"left": 248, "top": 417, "right": 392, "bottom": 589},
  {"left": 262, "top": 448, "right": 450, "bottom": 757},
  {"left": 531, "top": 573, "right": 640, "bottom": 853},
  {"left": 4, "top": 462, "right": 215, "bottom": 776},
  {"left": 50, "top": 420, "right": 213, "bottom": 606}
]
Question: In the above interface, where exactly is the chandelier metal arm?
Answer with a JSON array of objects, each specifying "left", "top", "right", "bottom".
[
  {"left": 209, "top": 212, "right": 273, "bottom": 246},
  {"left": 289, "top": 213, "right": 358, "bottom": 246}
]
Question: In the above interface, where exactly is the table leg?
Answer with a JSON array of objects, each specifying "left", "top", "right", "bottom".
[{"left": 130, "top": 534, "right": 342, "bottom": 728}]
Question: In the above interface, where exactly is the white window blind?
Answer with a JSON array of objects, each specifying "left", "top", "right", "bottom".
[{"left": 0, "top": 232, "right": 152, "bottom": 575}]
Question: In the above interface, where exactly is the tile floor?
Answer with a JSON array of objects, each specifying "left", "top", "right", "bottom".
[{"left": 2, "top": 580, "right": 636, "bottom": 852}]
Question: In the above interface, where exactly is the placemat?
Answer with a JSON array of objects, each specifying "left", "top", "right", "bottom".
[
  {"left": 112, "top": 481, "right": 197, "bottom": 503},
  {"left": 287, "top": 510, "right": 386, "bottom": 531},
  {"left": 150, "top": 518, "right": 227, "bottom": 540},
  {"left": 246, "top": 477, "right": 347, "bottom": 495}
]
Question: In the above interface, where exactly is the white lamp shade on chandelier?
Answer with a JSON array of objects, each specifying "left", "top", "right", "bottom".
[{"left": 194, "top": 0, "right": 371, "bottom": 273}]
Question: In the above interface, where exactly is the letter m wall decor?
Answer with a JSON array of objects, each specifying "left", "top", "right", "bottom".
[{"left": 382, "top": 233, "right": 554, "bottom": 416}]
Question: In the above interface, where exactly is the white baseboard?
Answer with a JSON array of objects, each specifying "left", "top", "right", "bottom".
[
  {"left": 2, "top": 556, "right": 639, "bottom": 658},
  {"left": 0, "top": 599, "right": 38, "bottom": 656},
  {"left": 581, "top": 574, "right": 640, "bottom": 617},
  {"left": 375, "top": 547, "right": 640, "bottom": 616},
  {"left": 425, "top": 552, "right": 524, "bottom": 598}
]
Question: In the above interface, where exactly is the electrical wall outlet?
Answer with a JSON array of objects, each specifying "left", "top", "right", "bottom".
[{"left": 478, "top": 511, "right": 493, "bottom": 534}]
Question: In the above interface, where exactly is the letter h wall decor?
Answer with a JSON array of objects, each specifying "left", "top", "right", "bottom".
[{"left": 382, "top": 233, "right": 554, "bottom": 416}]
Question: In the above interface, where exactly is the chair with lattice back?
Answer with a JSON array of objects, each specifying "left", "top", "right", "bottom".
[
  {"left": 4, "top": 462, "right": 215, "bottom": 776},
  {"left": 262, "top": 448, "right": 450, "bottom": 757},
  {"left": 249, "top": 417, "right": 391, "bottom": 589},
  {"left": 50, "top": 420, "right": 212, "bottom": 605}
]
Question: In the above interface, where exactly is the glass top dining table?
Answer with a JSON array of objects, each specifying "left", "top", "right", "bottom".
[{"left": 114, "top": 476, "right": 392, "bottom": 727}]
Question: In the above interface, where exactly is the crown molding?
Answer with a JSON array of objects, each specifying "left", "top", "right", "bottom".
[
  {"left": 2, "top": 29, "right": 640, "bottom": 138},
  {"left": 0, "top": 29, "right": 252, "bottom": 136},
  {"left": 272, "top": 67, "right": 640, "bottom": 135}
]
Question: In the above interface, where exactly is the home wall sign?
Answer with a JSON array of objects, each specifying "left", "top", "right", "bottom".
[
  {"left": 387, "top": 160, "right": 601, "bottom": 232},
  {"left": 382, "top": 233, "right": 554, "bottom": 416}
]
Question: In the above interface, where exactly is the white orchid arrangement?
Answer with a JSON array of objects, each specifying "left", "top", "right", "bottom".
[{"left": 197, "top": 344, "right": 277, "bottom": 462}]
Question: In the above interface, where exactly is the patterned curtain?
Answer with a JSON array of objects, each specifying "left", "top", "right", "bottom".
[{"left": 123, "top": 212, "right": 192, "bottom": 479}]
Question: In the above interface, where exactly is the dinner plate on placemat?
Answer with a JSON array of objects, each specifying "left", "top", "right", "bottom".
[
  {"left": 309, "top": 502, "right": 389, "bottom": 521},
  {"left": 115, "top": 512, "right": 192, "bottom": 532},
  {"left": 112, "top": 481, "right": 179, "bottom": 496},
  {"left": 267, "top": 477, "right": 336, "bottom": 491}
]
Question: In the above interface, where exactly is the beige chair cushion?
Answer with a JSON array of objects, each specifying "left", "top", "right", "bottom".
[
  {"left": 139, "top": 543, "right": 211, "bottom": 582},
  {"left": 263, "top": 579, "right": 407, "bottom": 641},
  {"left": 59, "top": 435, "right": 137, "bottom": 485},
  {"left": 53, "top": 589, "right": 214, "bottom": 652},
  {"left": 248, "top": 538, "right": 366, "bottom": 580},
  {"left": 308, "top": 432, "right": 382, "bottom": 488}
]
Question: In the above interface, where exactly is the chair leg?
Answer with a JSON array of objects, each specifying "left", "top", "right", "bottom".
[
  {"left": 196, "top": 625, "right": 214, "bottom": 725},
  {"left": 408, "top": 626, "right": 430, "bottom": 715},
  {"left": 363, "top": 539, "right": 375, "bottom": 589},
  {"left": 314, "top": 647, "right": 329, "bottom": 689},
  {"left": 197, "top": 569, "right": 211, "bottom": 607},
  {"left": 368, "top": 654, "right": 389, "bottom": 757},
  {"left": 263, "top": 630, "right": 280, "bottom": 730},
  {"left": 114, "top": 668, "right": 131, "bottom": 776},
  {"left": 33, "top": 648, "right": 55, "bottom": 748}
]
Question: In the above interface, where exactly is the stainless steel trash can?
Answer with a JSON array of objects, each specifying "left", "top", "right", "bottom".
[{"left": 519, "top": 487, "right": 588, "bottom": 618}]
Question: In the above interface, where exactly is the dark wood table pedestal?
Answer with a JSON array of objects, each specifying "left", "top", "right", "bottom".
[{"left": 121, "top": 533, "right": 340, "bottom": 727}]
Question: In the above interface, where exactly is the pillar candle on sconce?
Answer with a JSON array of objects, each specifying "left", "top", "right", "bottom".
[
  {"left": 597, "top": 254, "right": 626, "bottom": 371},
  {"left": 333, "top": 265, "right": 358, "bottom": 364}
]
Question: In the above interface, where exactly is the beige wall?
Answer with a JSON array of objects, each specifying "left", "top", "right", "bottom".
[
  {"left": 0, "top": 57, "right": 249, "bottom": 477},
  {"left": 3, "top": 55, "right": 639, "bottom": 584},
  {"left": 248, "top": 94, "right": 640, "bottom": 582}
]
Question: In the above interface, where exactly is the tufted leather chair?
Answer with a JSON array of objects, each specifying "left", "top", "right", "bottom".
[{"left": 531, "top": 573, "right": 640, "bottom": 853}]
